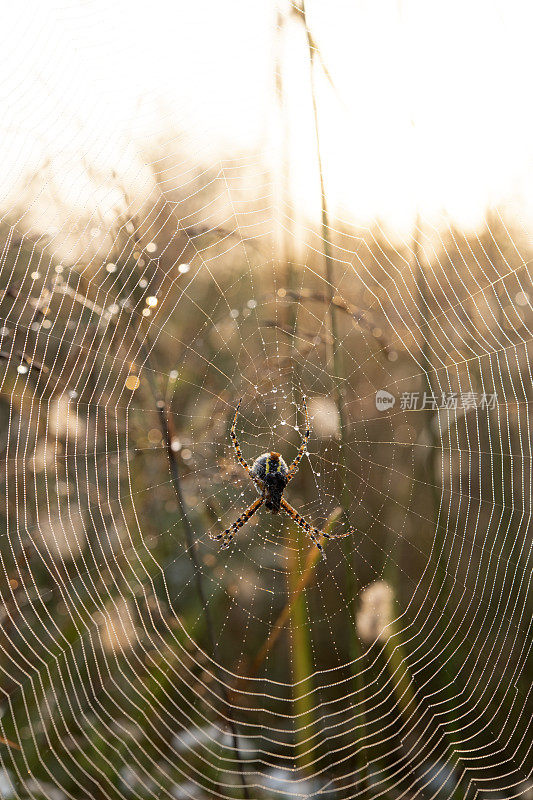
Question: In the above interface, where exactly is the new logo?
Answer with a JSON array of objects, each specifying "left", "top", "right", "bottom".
[{"left": 375, "top": 390, "right": 396, "bottom": 411}]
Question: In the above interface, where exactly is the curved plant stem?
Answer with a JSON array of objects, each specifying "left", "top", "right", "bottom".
[{"left": 140, "top": 344, "right": 251, "bottom": 800}]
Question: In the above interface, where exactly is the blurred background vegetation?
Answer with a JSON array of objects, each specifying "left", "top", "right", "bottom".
[
  {"left": 0, "top": 191, "right": 531, "bottom": 798},
  {"left": 0, "top": 1, "right": 532, "bottom": 798}
]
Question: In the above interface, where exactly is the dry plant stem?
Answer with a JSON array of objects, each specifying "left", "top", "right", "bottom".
[
  {"left": 251, "top": 507, "right": 342, "bottom": 680},
  {"left": 0, "top": 735, "right": 20, "bottom": 751},
  {"left": 230, "top": 512, "right": 343, "bottom": 707},
  {"left": 255, "top": 546, "right": 319, "bottom": 676},
  {"left": 276, "top": 288, "right": 390, "bottom": 353},
  {"left": 300, "top": 1, "right": 368, "bottom": 790},
  {"left": 414, "top": 225, "right": 462, "bottom": 797},
  {"left": 140, "top": 351, "right": 250, "bottom": 800}
]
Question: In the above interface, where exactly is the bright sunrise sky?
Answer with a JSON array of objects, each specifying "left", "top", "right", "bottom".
[{"left": 2, "top": 0, "right": 533, "bottom": 240}]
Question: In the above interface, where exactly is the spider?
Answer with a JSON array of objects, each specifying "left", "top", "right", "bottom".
[{"left": 211, "top": 397, "right": 355, "bottom": 558}]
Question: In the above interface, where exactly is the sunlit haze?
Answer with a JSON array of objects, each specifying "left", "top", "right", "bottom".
[{"left": 2, "top": 0, "right": 533, "bottom": 237}]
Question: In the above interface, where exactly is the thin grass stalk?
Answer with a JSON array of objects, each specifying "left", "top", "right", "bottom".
[
  {"left": 286, "top": 509, "right": 347, "bottom": 773},
  {"left": 230, "top": 511, "right": 342, "bottom": 717},
  {"left": 275, "top": 13, "right": 319, "bottom": 775},
  {"left": 112, "top": 216, "right": 250, "bottom": 796},
  {"left": 488, "top": 226, "right": 533, "bottom": 768},
  {"left": 364, "top": 226, "right": 423, "bottom": 779},
  {"left": 138, "top": 343, "right": 250, "bottom": 800},
  {"left": 287, "top": 523, "right": 316, "bottom": 773},
  {"left": 382, "top": 631, "right": 416, "bottom": 720},
  {"left": 298, "top": 2, "right": 368, "bottom": 791},
  {"left": 274, "top": 8, "right": 298, "bottom": 331},
  {"left": 285, "top": 409, "right": 317, "bottom": 777}
]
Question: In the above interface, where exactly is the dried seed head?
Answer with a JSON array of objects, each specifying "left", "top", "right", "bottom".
[
  {"left": 307, "top": 396, "right": 340, "bottom": 439},
  {"left": 356, "top": 580, "right": 394, "bottom": 643}
]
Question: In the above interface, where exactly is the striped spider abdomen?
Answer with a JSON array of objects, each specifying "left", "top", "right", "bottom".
[{"left": 251, "top": 451, "right": 288, "bottom": 513}]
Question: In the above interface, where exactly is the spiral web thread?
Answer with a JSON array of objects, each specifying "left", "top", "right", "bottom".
[{"left": 0, "top": 5, "right": 532, "bottom": 800}]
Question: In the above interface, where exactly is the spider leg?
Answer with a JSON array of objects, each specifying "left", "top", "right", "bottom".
[
  {"left": 280, "top": 497, "right": 327, "bottom": 559},
  {"left": 230, "top": 399, "right": 250, "bottom": 475},
  {"left": 230, "top": 398, "right": 263, "bottom": 491},
  {"left": 286, "top": 397, "right": 311, "bottom": 482},
  {"left": 210, "top": 497, "right": 264, "bottom": 549},
  {"left": 280, "top": 498, "right": 355, "bottom": 559}
]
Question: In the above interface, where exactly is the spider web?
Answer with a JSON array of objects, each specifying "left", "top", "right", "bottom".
[{"left": 0, "top": 2, "right": 531, "bottom": 799}]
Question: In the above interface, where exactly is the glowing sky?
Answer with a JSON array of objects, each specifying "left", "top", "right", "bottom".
[{"left": 2, "top": 0, "right": 533, "bottom": 238}]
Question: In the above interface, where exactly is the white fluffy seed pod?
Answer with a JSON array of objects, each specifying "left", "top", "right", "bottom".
[
  {"left": 307, "top": 396, "right": 340, "bottom": 439},
  {"left": 356, "top": 580, "right": 394, "bottom": 643}
]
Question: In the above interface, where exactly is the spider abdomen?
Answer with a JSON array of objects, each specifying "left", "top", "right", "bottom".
[
  {"left": 251, "top": 451, "right": 289, "bottom": 480},
  {"left": 251, "top": 452, "right": 288, "bottom": 513}
]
